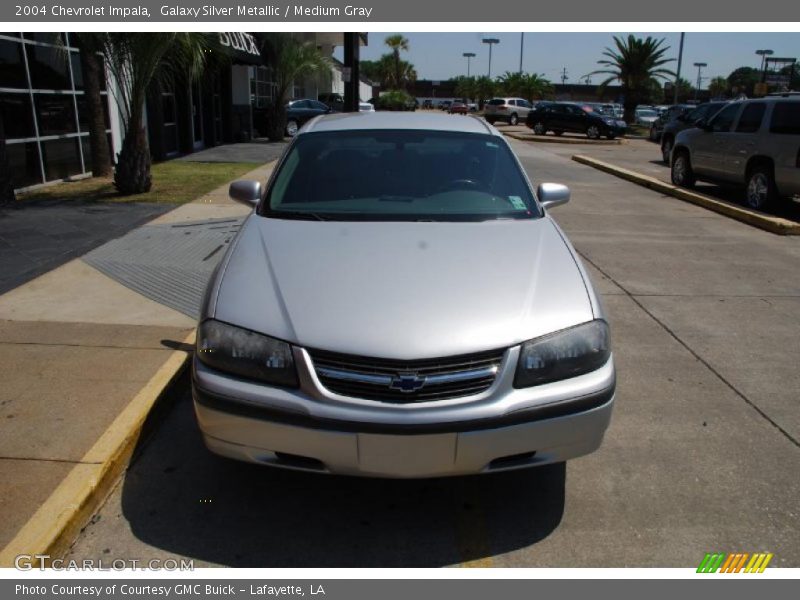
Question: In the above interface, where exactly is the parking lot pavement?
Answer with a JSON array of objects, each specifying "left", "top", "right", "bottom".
[
  {"left": 538, "top": 137, "right": 800, "bottom": 222},
  {"left": 67, "top": 141, "right": 800, "bottom": 567}
]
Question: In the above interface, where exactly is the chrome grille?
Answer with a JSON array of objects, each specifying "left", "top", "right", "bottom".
[{"left": 308, "top": 347, "right": 506, "bottom": 403}]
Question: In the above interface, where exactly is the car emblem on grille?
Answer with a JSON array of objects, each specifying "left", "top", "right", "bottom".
[{"left": 388, "top": 373, "right": 427, "bottom": 393}]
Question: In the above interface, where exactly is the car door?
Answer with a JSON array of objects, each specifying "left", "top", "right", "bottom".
[
  {"left": 516, "top": 99, "right": 533, "bottom": 119},
  {"left": 563, "top": 104, "right": 587, "bottom": 133},
  {"left": 723, "top": 102, "right": 767, "bottom": 182},
  {"left": 691, "top": 103, "right": 741, "bottom": 177}
]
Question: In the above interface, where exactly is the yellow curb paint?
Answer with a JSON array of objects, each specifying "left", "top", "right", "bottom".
[
  {"left": 571, "top": 154, "right": 800, "bottom": 236},
  {"left": 0, "top": 331, "right": 195, "bottom": 568}
]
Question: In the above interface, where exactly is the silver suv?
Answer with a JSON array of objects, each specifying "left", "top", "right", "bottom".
[
  {"left": 671, "top": 96, "right": 800, "bottom": 209},
  {"left": 484, "top": 97, "right": 535, "bottom": 126}
]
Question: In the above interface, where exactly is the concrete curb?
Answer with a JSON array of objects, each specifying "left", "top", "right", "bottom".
[
  {"left": 572, "top": 154, "right": 800, "bottom": 236},
  {"left": 0, "top": 331, "right": 195, "bottom": 567},
  {"left": 503, "top": 131, "right": 624, "bottom": 145}
]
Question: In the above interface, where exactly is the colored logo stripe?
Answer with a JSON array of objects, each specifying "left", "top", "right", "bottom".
[{"left": 697, "top": 552, "right": 773, "bottom": 573}]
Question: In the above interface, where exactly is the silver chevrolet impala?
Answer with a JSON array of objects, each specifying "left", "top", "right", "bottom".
[{"left": 192, "top": 112, "right": 615, "bottom": 478}]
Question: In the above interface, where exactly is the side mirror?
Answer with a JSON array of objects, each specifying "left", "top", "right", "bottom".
[
  {"left": 229, "top": 180, "right": 262, "bottom": 207},
  {"left": 537, "top": 182, "right": 570, "bottom": 210}
]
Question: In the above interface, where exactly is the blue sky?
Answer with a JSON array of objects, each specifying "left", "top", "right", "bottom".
[{"left": 335, "top": 32, "right": 799, "bottom": 87}]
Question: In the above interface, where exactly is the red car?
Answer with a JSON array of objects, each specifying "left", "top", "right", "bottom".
[{"left": 448, "top": 102, "right": 469, "bottom": 115}]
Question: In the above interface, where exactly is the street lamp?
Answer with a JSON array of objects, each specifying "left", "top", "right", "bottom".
[
  {"left": 756, "top": 49, "right": 774, "bottom": 82},
  {"left": 693, "top": 62, "right": 707, "bottom": 102},
  {"left": 482, "top": 38, "right": 500, "bottom": 78},
  {"left": 756, "top": 49, "right": 774, "bottom": 71},
  {"left": 462, "top": 52, "right": 476, "bottom": 77}
]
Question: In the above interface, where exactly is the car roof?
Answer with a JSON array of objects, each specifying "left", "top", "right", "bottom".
[{"left": 301, "top": 112, "right": 500, "bottom": 136}]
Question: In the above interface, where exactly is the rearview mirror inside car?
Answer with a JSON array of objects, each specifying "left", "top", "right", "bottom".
[
  {"left": 229, "top": 180, "right": 262, "bottom": 207},
  {"left": 537, "top": 183, "right": 570, "bottom": 210}
]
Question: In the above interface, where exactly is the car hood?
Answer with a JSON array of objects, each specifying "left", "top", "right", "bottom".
[{"left": 211, "top": 216, "right": 593, "bottom": 359}]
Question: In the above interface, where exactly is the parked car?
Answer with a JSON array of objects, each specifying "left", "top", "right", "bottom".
[
  {"left": 318, "top": 92, "right": 344, "bottom": 112},
  {"left": 359, "top": 102, "right": 375, "bottom": 112},
  {"left": 422, "top": 99, "right": 434, "bottom": 109},
  {"left": 439, "top": 100, "right": 452, "bottom": 111},
  {"left": 484, "top": 97, "right": 535, "bottom": 126},
  {"left": 285, "top": 99, "right": 332, "bottom": 136},
  {"left": 670, "top": 97, "right": 800, "bottom": 210},
  {"left": 659, "top": 101, "right": 728, "bottom": 162},
  {"left": 526, "top": 101, "right": 627, "bottom": 139},
  {"left": 196, "top": 112, "right": 616, "bottom": 478},
  {"left": 634, "top": 108, "right": 659, "bottom": 126},
  {"left": 649, "top": 104, "right": 693, "bottom": 142},
  {"left": 448, "top": 102, "right": 469, "bottom": 115}
]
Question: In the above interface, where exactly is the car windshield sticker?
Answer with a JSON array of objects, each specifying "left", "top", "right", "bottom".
[{"left": 508, "top": 195, "right": 527, "bottom": 210}]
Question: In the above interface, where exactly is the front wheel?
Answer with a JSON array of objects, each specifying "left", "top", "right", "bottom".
[
  {"left": 532, "top": 121, "right": 546, "bottom": 135},
  {"left": 649, "top": 126, "right": 658, "bottom": 141},
  {"left": 671, "top": 150, "right": 695, "bottom": 188},
  {"left": 509, "top": 113, "right": 519, "bottom": 126},
  {"left": 285, "top": 119, "right": 299, "bottom": 137},
  {"left": 745, "top": 166, "right": 778, "bottom": 210},
  {"left": 586, "top": 125, "right": 601, "bottom": 139}
]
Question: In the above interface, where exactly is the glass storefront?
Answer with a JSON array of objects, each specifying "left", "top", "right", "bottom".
[{"left": 0, "top": 32, "right": 112, "bottom": 190}]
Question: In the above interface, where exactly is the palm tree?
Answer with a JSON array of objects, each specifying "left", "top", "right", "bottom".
[
  {"left": 519, "top": 73, "right": 554, "bottom": 101},
  {"left": 261, "top": 34, "right": 332, "bottom": 141},
  {"left": 384, "top": 34, "right": 410, "bottom": 90},
  {"left": 474, "top": 76, "right": 497, "bottom": 110},
  {"left": 591, "top": 35, "right": 675, "bottom": 123},
  {"left": 75, "top": 36, "right": 112, "bottom": 178},
  {"left": 91, "top": 33, "right": 216, "bottom": 194},
  {"left": 453, "top": 76, "right": 477, "bottom": 102}
]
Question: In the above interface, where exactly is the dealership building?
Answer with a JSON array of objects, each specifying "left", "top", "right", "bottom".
[{"left": 0, "top": 32, "right": 369, "bottom": 191}]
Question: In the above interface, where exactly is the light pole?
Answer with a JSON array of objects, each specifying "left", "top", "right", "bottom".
[
  {"left": 462, "top": 52, "right": 476, "bottom": 77},
  {"left": 756, "top": 49, "right": 774, "bottom": 81},
  {"left": 693, "top": 62, "right": 707, "bottom": 102},
  {"left": 673, "top": 32, "right": 685, "bottom": 104},
  {"left": 519, "top": 33, "right": 524, "bottom": 74},
  {"left": 482, "top": 38, "right": 500, "bottom": 78}
]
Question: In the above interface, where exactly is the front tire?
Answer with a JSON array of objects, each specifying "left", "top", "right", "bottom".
[
  {"left": 649, "top": 126, "right": 658, "bottom": 141},
  {"left": 509, "top": 113, "right": 519, "bottom": 126},
  {"left": 671, "top": 150, "right": 695, "bottom": 188},
  {"left": 285, "top": 119, "right": 299, "bottom": 137},
  {"left": 586, "top": 125, "right": 601, "bottom": 139},
  {"left": 745, "top": 165, "right": 778, "bottom": 210}
]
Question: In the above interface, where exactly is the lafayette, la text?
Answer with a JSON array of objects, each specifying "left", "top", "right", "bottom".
[{"left": 17, "top": 584, "right": 324, "bottom": 597}]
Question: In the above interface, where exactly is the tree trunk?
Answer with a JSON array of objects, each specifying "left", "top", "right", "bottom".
[
  {"left": 0, "top": 116, "right": 16, "bottom": 206},
  {"left": 265, "top": 103, "right": 286, "bottom": 142},
  {"left": 80, "top": 50, "right": 112, "bottom": 177},
  {"left": 114, "top": 111, "right": 151, "bottom": 195}
]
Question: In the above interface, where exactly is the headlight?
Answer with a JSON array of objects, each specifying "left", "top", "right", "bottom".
[
  {"left": 604, "top": 118, "right": 615, "bottom": 126},
  {"left": 196, "top": 319, "right": 298, "bottom": 387},
  {"left": 514, "top": 320, "right": 610, "bottom": 388}
]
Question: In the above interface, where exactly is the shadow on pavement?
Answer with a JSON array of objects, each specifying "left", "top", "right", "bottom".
[{"left": 120, "top": 385, "right": 566, "bottom": 567}]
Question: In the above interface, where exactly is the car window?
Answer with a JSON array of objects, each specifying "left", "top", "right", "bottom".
[
  {"left": 518, "top": 100, "right": 532, "bottom": 109},
  {"left": 735, "top": 103, "right": 766, "bottom": 133},
  {"left": 264, "top": 130, "right": 540, "bottom": 222},
  {"left": 565, "top": 105, "right": 583, "bottom": 116},
  {"left": 769, "top": 101, "right": 800, "bottom": 134},
  {"left": 709, "top": 104, "right": 740, "bottom": 132},
  {"left": 291, "top": 100, "right": 310, "bottom": 109},
  {"left": 486, "top": 99, "right": 504, "bottom": 106},
  {"left": 312, "top": 101, "right": 329, "bottom": 110}
]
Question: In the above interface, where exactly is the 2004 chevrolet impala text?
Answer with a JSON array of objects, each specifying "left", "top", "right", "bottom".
[{"left": 192, "top": 112, "right": 616, "bottom": 478}]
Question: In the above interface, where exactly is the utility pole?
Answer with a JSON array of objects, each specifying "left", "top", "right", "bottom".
[
  {"left": 560, "top": 68, "right": 568, "bottom": 85},
  {"left": 693, "top": 62, "right": 707, "bottom": 102},
  {"left": 519, "top": 33, "right": 524, "bottom": 74},
  {"left": 673, "top": 32, "right": 685, "bottom": 104}
]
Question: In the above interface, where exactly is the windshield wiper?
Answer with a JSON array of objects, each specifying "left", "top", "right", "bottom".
[{"left": 270, "top": 211, "right": 330, "bottom": 221}]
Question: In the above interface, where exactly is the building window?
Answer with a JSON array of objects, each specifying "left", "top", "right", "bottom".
[
  {"left": 0, "top": 32, "right": 112, "bottom": 189},
  {"left": 251, "top": 66, "right": 276, "bottom": 108}
]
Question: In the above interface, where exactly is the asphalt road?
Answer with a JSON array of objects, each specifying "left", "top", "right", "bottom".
[{"left": 66, "top": 139, "right": 800, "bottom": 567}]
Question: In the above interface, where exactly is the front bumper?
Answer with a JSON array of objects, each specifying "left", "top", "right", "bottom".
[{"left": 192, "top": 345, "right": 615, "bottom": 478}]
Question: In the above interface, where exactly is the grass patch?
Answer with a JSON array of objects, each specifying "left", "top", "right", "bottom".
[
  {"left": 16, "top": 160, "right": 259, "bottom": 205},
  {"left": 626, "top": 124, "right": 651, "bottom": 137}
]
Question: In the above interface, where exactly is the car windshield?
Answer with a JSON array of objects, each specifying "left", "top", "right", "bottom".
[{"left": 263, "top": 130, "right": 539, "bottom": 222}]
